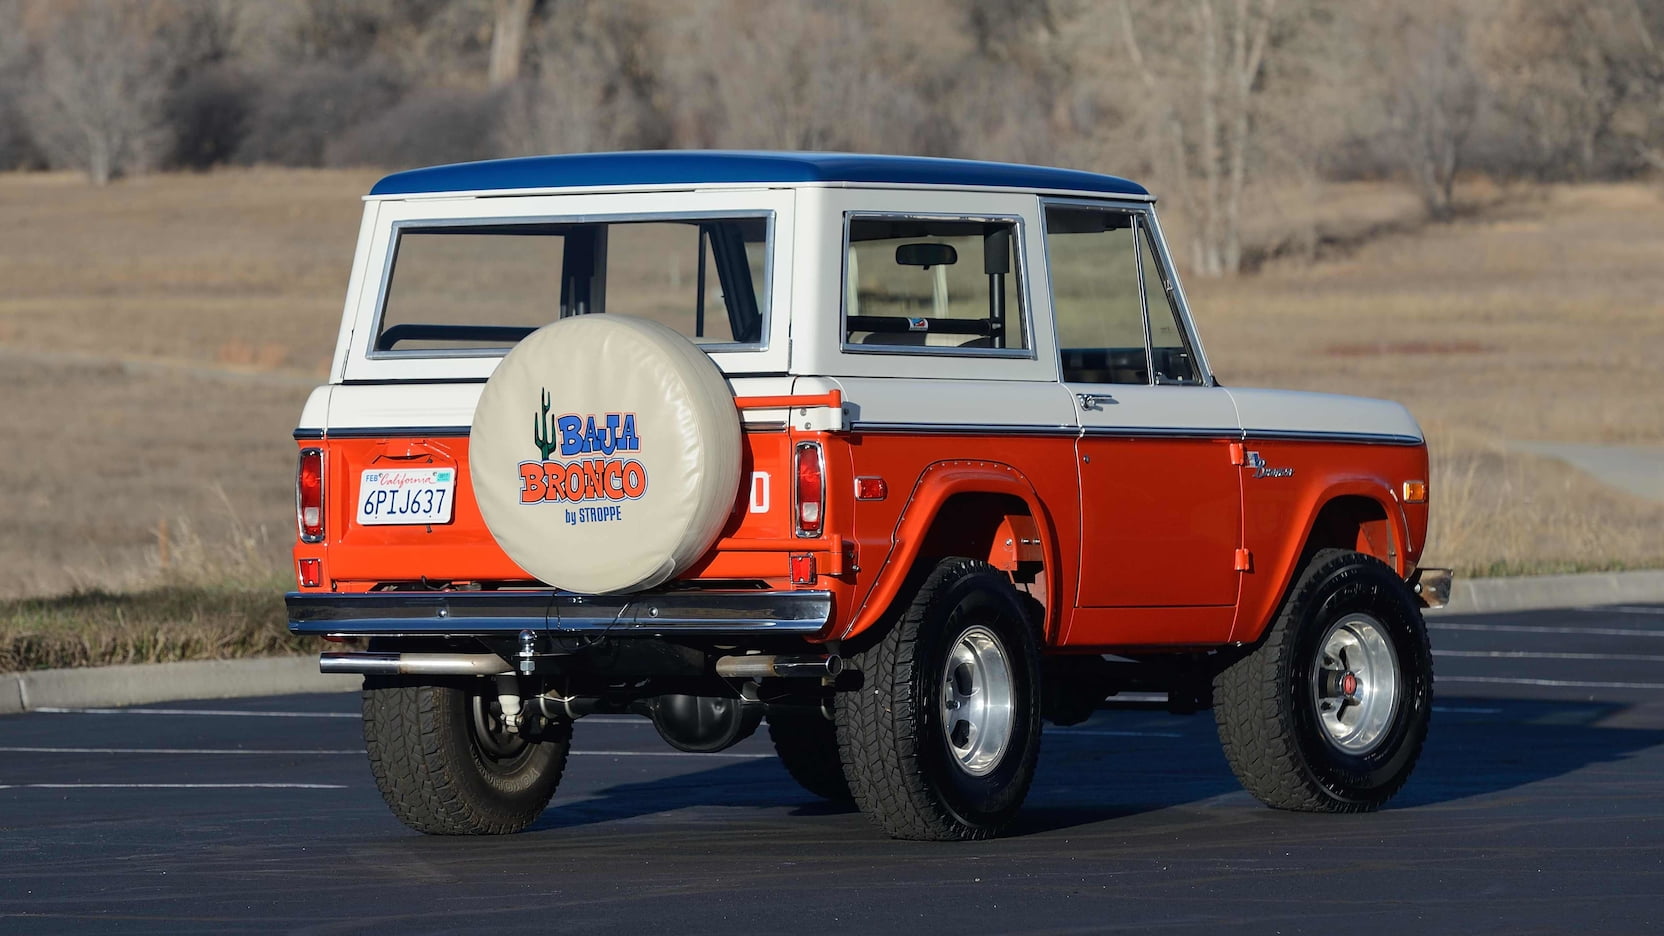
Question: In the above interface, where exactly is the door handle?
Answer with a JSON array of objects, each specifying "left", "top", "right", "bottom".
[{"left": 1076, "top": 392, "right": 1117, "bottom": 411}]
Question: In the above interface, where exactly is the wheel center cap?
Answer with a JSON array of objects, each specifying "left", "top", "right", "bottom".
[{"left": 1340, "top": 672, "right": 1359, "bottom": 697}]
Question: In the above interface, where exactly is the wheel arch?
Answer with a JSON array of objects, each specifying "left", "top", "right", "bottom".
[
  {"left": 1234, "top": 481, "right": 1411, "bottom": 645},
  {"left": 840, "top": 461, "right": 1061, "bottom": 644}
]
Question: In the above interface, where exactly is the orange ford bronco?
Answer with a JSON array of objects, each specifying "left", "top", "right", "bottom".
[{"left": 289, "top": 152, "right": 1451, "bottom": 840}]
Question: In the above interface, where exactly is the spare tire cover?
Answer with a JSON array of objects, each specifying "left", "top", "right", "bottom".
[{"left": 471, "top": 315, "right": 741, "bottom": 594}]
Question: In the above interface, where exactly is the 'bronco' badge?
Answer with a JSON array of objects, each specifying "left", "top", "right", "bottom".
[{"left": 1245, "top": 451, "right": 1294, "bottom": 479}]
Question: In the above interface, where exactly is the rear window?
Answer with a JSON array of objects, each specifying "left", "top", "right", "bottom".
[{"left": 373, "top": 216, "right": 770, "bottom": 354}]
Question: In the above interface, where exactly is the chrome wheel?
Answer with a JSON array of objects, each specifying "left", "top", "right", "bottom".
[
  {"left": 939, "top": 624, "right": 1015, "bottom": 776},
  {"left": 1309, "top": 613, "right": 1401, "bottom": 755}
]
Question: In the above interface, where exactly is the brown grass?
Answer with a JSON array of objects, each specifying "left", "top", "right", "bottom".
[
  {"left": 1184, "top": 181, "right": 1664, "bottom": 574},
  {"left": 0, "top": 169, "right": 1660, "bottom": 629}
]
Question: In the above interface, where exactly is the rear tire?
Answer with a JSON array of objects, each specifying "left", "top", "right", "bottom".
[
  {"left": 362, "top": 677, "right": 570, "bottom": 834},
  {"left": 836, "top": 557, "right": 1042, "bottom": 841},
  {"left": 1212, "top": 548, "right": 1432, "bottom": 812},
  {"left": 766, "top": 703, "right": 851, "bottom": 802}
]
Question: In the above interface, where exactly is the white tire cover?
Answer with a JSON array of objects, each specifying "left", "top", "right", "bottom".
[{"left": 470, "top": 315, "right": 741, "bottom": 594}]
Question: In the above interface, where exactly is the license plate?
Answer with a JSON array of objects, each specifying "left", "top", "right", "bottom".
[{"left": 357, "top": 467, "right": 456, "bottom": 525}]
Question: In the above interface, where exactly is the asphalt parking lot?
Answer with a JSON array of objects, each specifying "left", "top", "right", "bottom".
[{"left": 3, "top": 604, "right": 1663, "bottom": 935}]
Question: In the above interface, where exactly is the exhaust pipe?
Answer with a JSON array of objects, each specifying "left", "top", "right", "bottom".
[
  {"left": 714, "top": 654, "right": 843, "bottom": 679},
  {"left": 319, "top": 651, "right": 514, "bottom": 676}
]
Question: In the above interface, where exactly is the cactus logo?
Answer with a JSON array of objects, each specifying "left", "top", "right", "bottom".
[{"left": 518, "top": 389, "right": 648, "bottom": 515}]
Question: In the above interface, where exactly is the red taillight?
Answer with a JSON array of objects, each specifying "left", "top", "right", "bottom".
[
  {"left": 297, "top": 448, "right": 324, "bottom": 542},
  {"left": 794, "top": 441, "right": 824, "bottom": 537},
  {"left": 298, "top": 557, "right": 322, "bottom": 588}
]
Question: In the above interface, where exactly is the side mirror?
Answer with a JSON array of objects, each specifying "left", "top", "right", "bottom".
[{"left": 895, "top": 243, "right": 958, "bottom": 269}]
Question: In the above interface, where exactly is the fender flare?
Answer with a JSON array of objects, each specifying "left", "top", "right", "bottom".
[
  {"left": 1234, "top": 477, "right": 1412, "bottom": 644},
  {"left": 840, "top": 460, "right": 1062, "bottom": 643}
]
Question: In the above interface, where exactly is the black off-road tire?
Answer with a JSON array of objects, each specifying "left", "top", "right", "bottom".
[
  {"left": 836, "top": 557, "right": 1043, "bottom": 841},
  {"left": 1213, "top": 548, "right": 1433, "bottom": 812},
  {"left": 766, "top": 704, "right": 852, "bottom": 802},
  {"left": 362, "top": 677, "right": 571, "bottom": 835}
]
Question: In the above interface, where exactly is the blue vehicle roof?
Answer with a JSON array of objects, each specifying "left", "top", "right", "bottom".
[{"left": 369, "top": 151, "right": 1149, "bottom": 198}]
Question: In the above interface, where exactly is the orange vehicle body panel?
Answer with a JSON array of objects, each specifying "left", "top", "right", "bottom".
[
  {"left": 292, "top": 428, "right": 847, "bottom": 596},
  {"left": 295, "top": 415, "right": 1430, "bottom": 653},
  {"left": 1228, "top": 439, "right": 1429, "bottom": 644}
]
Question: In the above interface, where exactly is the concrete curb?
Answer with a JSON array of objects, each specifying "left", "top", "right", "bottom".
[
  {"left": 1436, "top": 569, "right": 1664, "bottom": 615},
  {"left": 3, "top": 570, "right": 1664, "bottom": 715},
  {"left": 0, "top": 656, "right": 354, "bottom": 716}
]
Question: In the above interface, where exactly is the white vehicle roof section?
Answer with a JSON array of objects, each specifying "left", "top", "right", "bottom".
[{"left": 340, "top": 188, "right": 794, "bottom": 383}]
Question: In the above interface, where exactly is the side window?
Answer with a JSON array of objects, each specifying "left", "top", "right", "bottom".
[
  {"left": 1140, "top": 226, "right": 1201, "bottom": 384},
  {"left": 604, "top": 219, "right": 768, "bottom": 345},
  {"left": 1044, "top": 206, "right": 1148, "bottom": 384},
  {"left": 843, "top": 217, "right": 1026, "bottom": 351}
]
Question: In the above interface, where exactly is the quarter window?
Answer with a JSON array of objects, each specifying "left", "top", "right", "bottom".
[{"left": 843, "top": 217, "right": 1026, "bottom": 352}]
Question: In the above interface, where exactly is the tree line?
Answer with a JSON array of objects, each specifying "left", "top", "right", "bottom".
[{"left": 2, "top": 0, "right": 1661, "bottom": 274}]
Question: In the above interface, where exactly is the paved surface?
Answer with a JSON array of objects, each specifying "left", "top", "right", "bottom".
[
  {"left": 1512, "top": 440, "right": 1664, "bottom": 502},
  {"left": 3, "top": 606, "right": 1664, "bottom": 935}
]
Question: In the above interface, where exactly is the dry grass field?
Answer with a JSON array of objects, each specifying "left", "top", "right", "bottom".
[{"left": 1, "top": 168, "right": 1661, "bottom": 667}]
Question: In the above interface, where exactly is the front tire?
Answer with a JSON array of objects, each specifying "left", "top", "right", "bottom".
[
  {"left": 1213, "top": 548, "right": 1433, "bottom": 812},
  {"left": 362, "top": 677, "right": 570, "bottom": 835},
  {"left": 836, "top": 558, "right": 1042, "bottom": 841}
]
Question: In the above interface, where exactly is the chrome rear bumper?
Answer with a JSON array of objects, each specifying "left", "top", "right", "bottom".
[{"left": 287, "top": 589, "right": 833, "bottom": 639}]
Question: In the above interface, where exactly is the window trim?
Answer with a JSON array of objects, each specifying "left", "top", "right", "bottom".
[
  {"left": 1039, "top": 198, "right": 1214, "bottom": 387},
  {"left": 365, "top": 210, "right": 776, "bottom": 361},
  {"left": 838, "top": 211, "right": 1037, "bottom": 361}
]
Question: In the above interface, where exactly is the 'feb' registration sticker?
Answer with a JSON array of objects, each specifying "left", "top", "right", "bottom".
[{"left": 357, "top": 468, "right": 456, "bottom": 525}]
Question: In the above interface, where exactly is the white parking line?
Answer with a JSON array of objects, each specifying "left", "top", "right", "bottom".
[
  {"left": 0, "top": 744, "right": 770, "bottom": 759},
  {"left": 1430, "top": 623, "right": 1664, "bottom": 638},
  {"left": 32, "top": 707, "right": 360, "bottom": 718},
  {"left": 1435, "top": 649, "right": 1664, "bottom": 662},
  {"left": 1437, "top": 675, "right": 1664, "bottom": 690},
  {"left": 579, "top": 750, "right": 771, "bottom": 759},
  {"left": 1047, "top": 729, "right": 1184, "bottom": 738},
  {"left": 0, "top": 783, "right": 346, "bottom": 790},
  {"left": 0, "top": 746, "right": 361, "bottom": 755}
]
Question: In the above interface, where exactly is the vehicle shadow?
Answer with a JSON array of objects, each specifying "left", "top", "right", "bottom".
[{"left": 516, "top": 695, "right": 1664, "bottom": 837}]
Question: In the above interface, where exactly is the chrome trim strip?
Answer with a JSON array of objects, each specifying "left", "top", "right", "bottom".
[
  {"left": 848, "top": 420, "right": 1423, "bottom": 445},
  {"left": 287, "top": 590, "right": 832, "bottom": 638},
  {"left": 293, "top": 428, "right": 325, "bottom": 441},
  {"left": 851, "top": 421, "right": 1079, "bottom": 437},
  {"left": 1245, "top": 430, "right": 1424, "bottom": 446},
  {"left": 323, "top": 426, "right": 472, "bottom": 439},
  {"left": 1081, "top": 426, "right": 1240, "bottom": 440}
]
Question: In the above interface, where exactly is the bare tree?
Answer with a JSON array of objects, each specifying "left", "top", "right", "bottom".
[
  {"left": 1480, "top": 1, "right": 1633, "bottom": 179},
  {"left": 1112, "top": 0, "right": 1285, "bottom": 276},
  {"left": 1373, "top": 2, "right": 1482, "bottom": 220},
  {"left": 22, "top": 0, "right": 174, "bottom": 184},
  {"left": 496, "top": 0, "right": 666, "bottom": 155},
  {"left": 489, "top": 0, "right": 534, "bottom": 87},
  {"left": 659, "top": 0, "right": 929, "bottom": 154}
]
